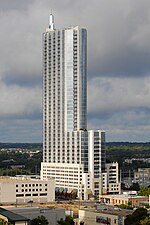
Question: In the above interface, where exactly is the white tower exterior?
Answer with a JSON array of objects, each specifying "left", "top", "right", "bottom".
[
  {"left": 41, "top": 15, "right": 120, "bottom": 199},
  {"left": 43, "top": 21, "right": 87, "bottom": 165}
]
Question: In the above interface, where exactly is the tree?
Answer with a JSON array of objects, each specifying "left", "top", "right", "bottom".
[
  {"left": 0, "top": 220, "right": 13, "bottom": 225},
  {"left": 30, "top": 215, "right": 48, "bottom": 225},
  {"left": 129, "top": 183, "right": 140, "bottom": 191},
  {"left": 0, "top": 220, "right": 8, "bottom": 225},
  {"left": 138, "top": 187, "right": 150, "bottom": 197},
  {"left": 57, "top": 215, "right": 74, "bottom": 225},
  {"left": 119, "top": 203, "right": 133, "bottom": 210},
  {"left": 125, "top": 208, "right": 148, "bottom": 225},
  {"left": 140, "top": 217, "right": 150, "bottom": 225}
]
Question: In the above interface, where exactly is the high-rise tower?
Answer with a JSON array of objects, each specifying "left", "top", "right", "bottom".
[
  {"left": 43, "top": 14, "right": 87, "bottom": 164},
  {"left": 41, "top": 15, "right": 121, "bottom": 199}
]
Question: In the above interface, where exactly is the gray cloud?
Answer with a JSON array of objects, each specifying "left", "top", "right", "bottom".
[
  {"left": 88, "top": 76, "right": 150, "bottom": 113},
  {"left": 0, "top": 0, "right": 150, "bottom": 142},
  {"left": 0, "top": 118, "right": 42, "bottom": 142},
  {"left": 88, "top": 76, "right": 150, "bottom": 142}
]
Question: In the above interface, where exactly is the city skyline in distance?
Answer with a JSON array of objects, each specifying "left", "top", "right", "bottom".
[{"left": 0, "top": 0, "right": 150, "bottom": 142}]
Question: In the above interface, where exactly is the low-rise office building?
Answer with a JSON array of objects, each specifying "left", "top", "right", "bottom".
[
  {"left": 79, "top": 208, "right": 132, "bottom": 225},
  {"left": 99, "top": 194, "right": 149, "bottom": 207},
  {"left": 0, "top": 176, "right": 55, "bottom": 204}
]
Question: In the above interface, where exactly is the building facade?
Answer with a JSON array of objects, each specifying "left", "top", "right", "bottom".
[
  {"left": 99, "top": 194, "right": 149, "bottom": 207},
  {"left": 43, "top": 15, "right": 87, "bottom": 165},
  {"left": 41, "top": 129, "right": 106, "bottom": 199},
  {"left": 0, "top": 176, "right": 55, "bottom": 204},
  {"left": 41, "top": 14, "right": 120, "bottom": 199},
  {"left": 103, "top": 162, "right": 121, "bottom": 194},
  {"left": 79, "top": 208, "right": 130, "bottom": 225}
]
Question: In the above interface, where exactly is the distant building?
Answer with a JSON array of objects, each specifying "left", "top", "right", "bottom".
[
  {"left": 134, "top": 168, "right": 150, "bottom": 187},
  {"left": 99, "top": 194, "right": 149, "bottom": 207},
  {"left": 102, "top": 162, "right": 121, "bottom": 195},
  {"left": 0, "top": 176, "right": 55, "bottom": 204},
  {"left": 79, "top": 208, "right": 132, "bottom": 225},
  {"left": 122, "top": 177, "right": 133, "bottom": 188}
]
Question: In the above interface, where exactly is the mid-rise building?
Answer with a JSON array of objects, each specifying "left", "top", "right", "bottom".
[
  {"left": 41, "top": 130, "right": 106, "bottom": 199},
  {"left": 0, "top": 176, "right": 55, "bottom": 204},
  {"left": 103, "top": 162, "right": 121, "bottom": 194}
]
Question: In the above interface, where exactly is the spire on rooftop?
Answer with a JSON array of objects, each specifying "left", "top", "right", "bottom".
[{"left": 49, "top": 14, "right": 55, "bottom": 30}]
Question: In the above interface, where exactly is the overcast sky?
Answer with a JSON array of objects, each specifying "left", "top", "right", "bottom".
[{"left": 0, "top": 0, "right": 150, "bottom": 142}]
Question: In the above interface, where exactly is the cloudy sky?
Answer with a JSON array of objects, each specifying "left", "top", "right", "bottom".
[{"left": 0, "top": 0, "right": 150, "bottom": 142}]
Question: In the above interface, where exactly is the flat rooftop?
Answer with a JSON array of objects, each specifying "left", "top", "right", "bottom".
[
  {"left": 100, "top": 194, "right": 148, "bottom": 199},
  {"left": 0, "top": 176, "right": 53, "bottom": 182},
  {"left": 79, "top": 207, "right": 133, "bottom": 217}
]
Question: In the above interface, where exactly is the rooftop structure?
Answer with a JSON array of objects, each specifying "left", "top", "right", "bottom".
[
  {"left": 9, "top": 207, "right": 65, "bottom": 225},
  {"left": 0, "top": 208, "right": 29, "bottom": 225}
]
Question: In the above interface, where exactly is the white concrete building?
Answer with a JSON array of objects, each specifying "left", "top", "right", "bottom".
[
  {"left": 103, "top": 162, "right": 121, "bottom": 194},
  {"left": 0, "top": 176, "right": 55, "bottom": 204},
  {"left": 41, "top": 14, "right": 120, "bottom": 199},
  {"left": 41, "top": 130, "right": 106, "bottom": 199}
]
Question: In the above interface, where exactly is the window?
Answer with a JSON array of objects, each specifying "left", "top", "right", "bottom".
[
  {"left": 94, "top": 182, "right": 99, "bottom": 188},
  {"left": 16, "top": 194, "right": 24, "bottom": 197},
  {"left": 40, "top": 193, "right": 47, "bottom": 196},
  {"left": 33, "top": 193, "right": 38, "bottom": 196},
  {"left": 25, "top": 194, "right": 31, "bottom": 197}
]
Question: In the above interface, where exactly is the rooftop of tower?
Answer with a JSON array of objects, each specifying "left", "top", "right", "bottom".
[{"left": 46, "top": 14, "right": 86, "bottom": 32}]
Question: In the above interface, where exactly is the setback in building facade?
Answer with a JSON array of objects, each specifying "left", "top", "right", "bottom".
[{"left": 41, "top": 14, "right": 120, "bottom": 199}]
